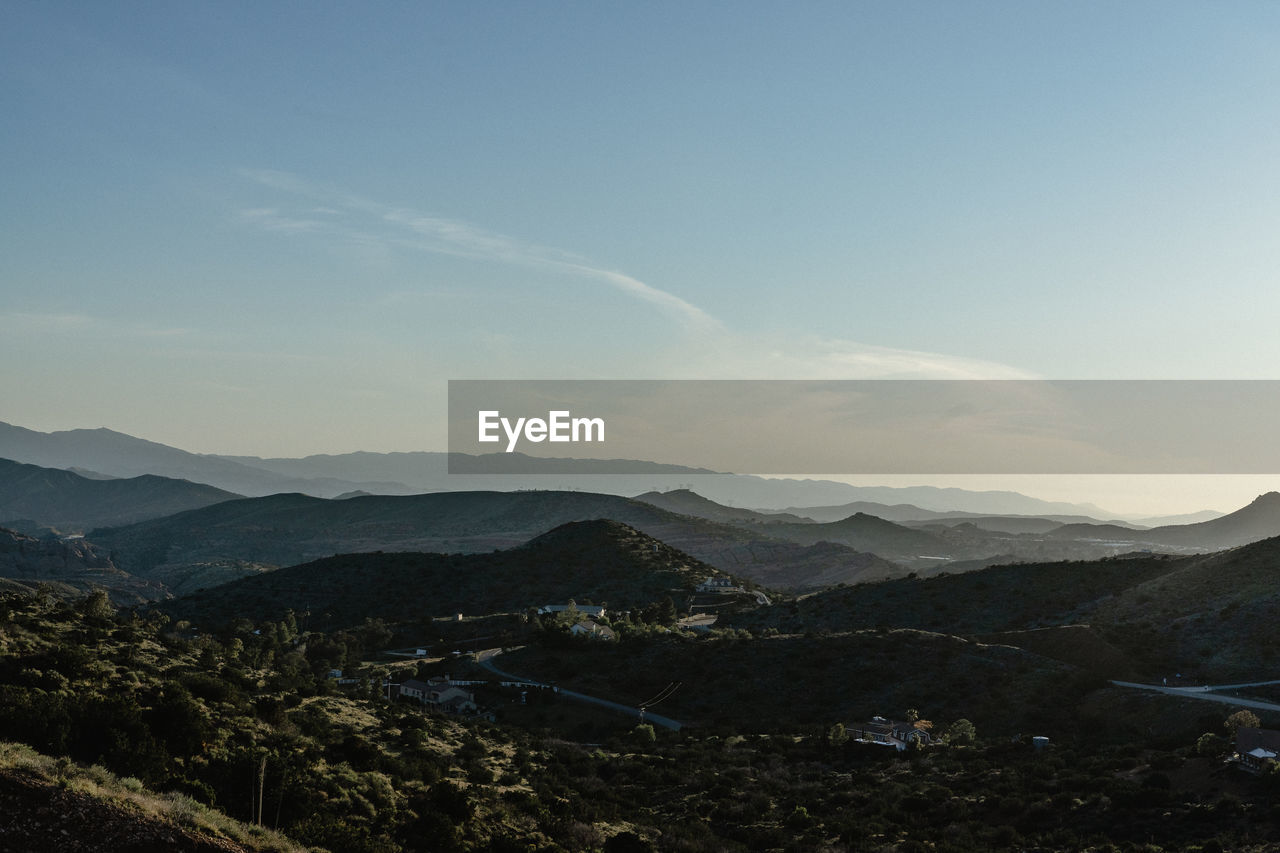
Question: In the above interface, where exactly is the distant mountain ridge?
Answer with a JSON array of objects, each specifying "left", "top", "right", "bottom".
[
  {"left": 633, "top": 489, "right": 813, "bottom": 524},
  {"left": 1047, "top": 491, "right": 1280, "bottom": 551},
  {"left": 774, "top": 499, "right": 1127, "bottom": 525},
  {"left": 0, "top": 422, "right": 413, "bottom": 498},
  {"left": 1, "top": 420, "right": 1130, "bottom": 517}
]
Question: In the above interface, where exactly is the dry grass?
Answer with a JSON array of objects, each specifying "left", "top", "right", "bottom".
[{"left": 0, "top": 741, "right": 313, "bottom": 852}]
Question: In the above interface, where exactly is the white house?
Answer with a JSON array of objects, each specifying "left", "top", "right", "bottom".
[
  {"left": 850, "top": 716, "right": 933, "bottom": 750},
  {"left": 398, "top": 677, "right": 479, "bottom": 714},
  {"left": 696, "top": 577, "right": 740, "bottom": 593},
  {"left": 569, "top": 619, "right": 617, "bottom": 641}
]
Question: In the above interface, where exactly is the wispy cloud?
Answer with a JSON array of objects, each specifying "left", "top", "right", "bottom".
[
  {"left": 2, "top": 311, "right": 190, "bottom": 338},
  {"left": 237, "top": 169, "right": 1031, "bottom": 379},
  {"left": 238, "top": 207, "right": 327, "bottom": 233},
  {"left": 643, "top": 331, "right": 1035, "bottom": 380},
  {"left": 239, "top": 169, "right": 721, "bottom": 333}
]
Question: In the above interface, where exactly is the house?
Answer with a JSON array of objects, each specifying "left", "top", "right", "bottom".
[
  {"left": 696, "top": 577, "right": 739, "bottom": 593},
  {"left": 539, "top": 604, "right": 607, "bottom": 619},
  {"left": 850, "top": 716, "right": 933, "bottom": 750},
  {"left": 569, "top": 619, "right": 617, "bottom": 641},
  {"left": 398, "top": 677, "right": 479, "bottom": 714},
  {"left": 1235, "top": 727, "right": 1280, "bottom": 772}
]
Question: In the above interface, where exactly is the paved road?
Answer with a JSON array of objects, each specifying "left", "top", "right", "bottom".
[
  {"left": 1111, "top": 680, "right": 1280, "bottom": 713},
  {"left": 476, "top": 648, "right": 684, "bottom": 731}
]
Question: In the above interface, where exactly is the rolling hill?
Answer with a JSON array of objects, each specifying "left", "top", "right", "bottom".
[
  {"left": 91, "top": 490, "right": 906, "bottom": 593},
  {"left": 0, "top": 527, "right": 163, "bottom": 603},
  {"left": 0, "top": 457, "right": 241, "bottom": 532},
  {"left": 1047, "top": 491, "right": 1280, "bottom": 551},
  {"left": 160, "top": 519, "right": 723, "bottom": 629},
  {"left": 733, "top": 533, "right": 1280, "bottom": 680}
]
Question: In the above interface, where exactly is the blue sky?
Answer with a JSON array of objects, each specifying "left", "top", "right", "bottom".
[{"left": 4, "top": 1, "right": 1280, "bottom": 492}]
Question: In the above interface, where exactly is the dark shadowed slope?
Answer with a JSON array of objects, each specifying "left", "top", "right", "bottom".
[
  {"left": 0, "top": 527, "right": 163, "bottom": 603},
  {"left": 161, "top": 520, "right": 726, "bottom": 629},
  {"left": 92, "top": 490, "right": 907, "bottom": 592},
  {"left": 0, "top": 457, "right": 241, "bottom": 532},
  {"left": 738, "top": 534, "right": 1280, "bottom": 679}
]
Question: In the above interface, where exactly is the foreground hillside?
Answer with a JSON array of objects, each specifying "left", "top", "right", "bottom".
[
  {"left": 491, "top": 629, "right": 1082, "bottom": 734},
  {"left": 5, "top": 581, "right": 1280, "bottom": 851},
  {"left": 0, "top": 742, "right": 303, "bottom": 852}
]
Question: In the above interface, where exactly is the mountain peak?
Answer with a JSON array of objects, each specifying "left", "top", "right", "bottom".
[{"left": 523, "top": 519, "right": 655, "bottom": 551}]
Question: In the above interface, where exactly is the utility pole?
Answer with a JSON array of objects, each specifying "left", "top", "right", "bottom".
[{"left": 257, "top": 754, "right": 267, "bottom": 825}]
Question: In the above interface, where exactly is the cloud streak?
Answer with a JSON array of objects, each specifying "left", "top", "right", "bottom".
[
  {"left": 238, "top": 169, "right": 1031, "bottom": 379},
  {"left": 2, "top": 311, "right": 191, "bottom": 338},
  {"left": 240, "top": 170, "right": 721, "bottom": 333}
]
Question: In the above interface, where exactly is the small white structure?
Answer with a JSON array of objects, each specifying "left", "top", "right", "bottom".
[
  {"left": 539, "top": 604, "right": 607, "bottom": 619},
  {"left": 696, "top": 577, "right": 739, "bottom": 593}
]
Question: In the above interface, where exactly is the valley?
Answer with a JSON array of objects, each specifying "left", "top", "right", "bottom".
[{"left": 3, "top": 440, "right": 1280, "bottom": 851}]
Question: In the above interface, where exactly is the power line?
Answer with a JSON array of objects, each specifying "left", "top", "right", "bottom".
[{"left": 640, "top": 681, "right": 682, "bottom": 709}]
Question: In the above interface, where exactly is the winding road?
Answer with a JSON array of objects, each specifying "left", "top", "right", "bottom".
[
  {"left": 1110, "top": 678, "right": 1280, "bottom": 713},
  {"left": 476, "top": 648, "right": 684, "bottom": 731}
]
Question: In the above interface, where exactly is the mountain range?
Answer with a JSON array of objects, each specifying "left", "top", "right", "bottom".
[
  {"left": 0, "top": 420, "right": 1126, "bottom": 517},
  {"left": 89, "top": 489, "right": 906, "bottom": 594}
]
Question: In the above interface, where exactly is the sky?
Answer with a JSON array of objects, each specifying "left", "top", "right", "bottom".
[{"left": 3, "top": 2, "right": 1280, "bottom": 513}]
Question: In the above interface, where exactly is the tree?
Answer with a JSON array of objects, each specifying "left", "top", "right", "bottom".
[
  {"left": 1196, "top": 732, "right": 1225, "bottom": 757},
  {"left": 657, "top": 596, "right": 677, "bottom": 624},
  {"left": 1225, "top": 710, "right": 1260, "bottom": 735},
  {"left": 946, "top": 719, "right": 977, "bottom": 746},
  {"left": 79, "top": 588, "right": 115, "bottom": 621}
]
